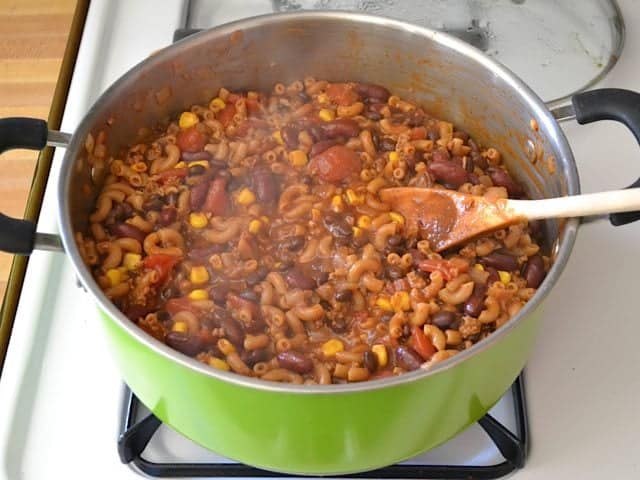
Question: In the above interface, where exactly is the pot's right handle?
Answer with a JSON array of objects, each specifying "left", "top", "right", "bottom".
[
  {"left": 572, "top": 89, "right": 640, "bottom": 226},
  {"left": 0, "top": 117, "right": 67, "bottom": 254}
]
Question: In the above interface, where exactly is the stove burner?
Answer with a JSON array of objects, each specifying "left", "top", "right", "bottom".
[{"left": 117, "top": 375, "right": 528, "bottom": 479}]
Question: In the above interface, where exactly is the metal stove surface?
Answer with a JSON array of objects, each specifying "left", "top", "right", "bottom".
[{"left": 0, "top": 1, "right": 639, "bottom": 479}]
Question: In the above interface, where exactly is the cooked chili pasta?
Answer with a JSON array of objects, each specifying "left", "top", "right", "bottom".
[{"left": 80, "top": 80, "right": 549, "bottom": 384}]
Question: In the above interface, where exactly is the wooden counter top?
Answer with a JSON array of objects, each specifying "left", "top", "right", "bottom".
[{"left": 0, "top": 0, "right": 76, "bottom": 300}]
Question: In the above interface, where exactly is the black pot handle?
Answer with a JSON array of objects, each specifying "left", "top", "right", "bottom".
[
  {"left": 0, "top": 117, "right": 58, "bottom": 254},
  {"left": 572, "top": 89, "right": 640, "bottom": 226}
]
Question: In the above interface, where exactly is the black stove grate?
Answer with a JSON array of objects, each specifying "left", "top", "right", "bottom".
[{"left": 117, "top": 374, "right": 528, "bottom": 479}]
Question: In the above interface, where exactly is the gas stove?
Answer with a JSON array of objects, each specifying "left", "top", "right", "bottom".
[{"left": 1, "top": 1, "right": 639, "bottom": 479}]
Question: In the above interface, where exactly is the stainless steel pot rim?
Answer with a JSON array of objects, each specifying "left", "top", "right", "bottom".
[{"left": 57, "top": 10, "right": 580, "bottom": 395}]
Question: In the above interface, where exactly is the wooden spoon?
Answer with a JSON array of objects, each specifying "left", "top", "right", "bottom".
[{"left": 379, "top": 187, "right": 640, "bottom": 252}]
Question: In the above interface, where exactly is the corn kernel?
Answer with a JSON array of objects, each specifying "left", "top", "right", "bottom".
[
  {"left": 248, "top": 219, "right": 262, "bottom": 234},
  {"left": 318, "top": 108, "right": 335, "bottom": 122},
  {"left": 106, "top": 268, "right": 123, "bottom": 287},
  {"left": 376, "top": 297, "right": 394, "bottom": 312},
  {"left": 344, "top": 189, "right": 364, "bottom": 206},
  {"left": 188, "top": 160, "right": 209, "bottom": 169},
  {"left": 172, "top": 321, "right": 188, "bottom": 333},
  {"left": 331, "top": 195, "right": 343, "bottom": 208},
  {"left": 210, "top": 97, "right": 226, "bottom": 112},
  {"left": 208, "top": 357, "right": 231, "bottom": 371},
  {"left": 372, "top": 344, "right": 388, "bottom": 368},
  {"left": 389, "top": 151, "right": 399, "bottom": 164},
  {"left": 237, "top": 188, "right": 256, "bottom": 206},
  {"left": 322, "top": 339, "right": 345, "bottom": 357},
  {"left": 474, "top": 263, "right": 485, "bottom": 271},
  {"left": 260, "top": 216, "right": 270, "bottom": 224},
  {"left": 317, "top": 93, "right": 329, "bottom": 104},
  {"left": 357, "top": 215, "right": 372, "bottom": 229},
  {"left": 189, "top": 212, "right": 208, "bottom": 229},
  {"left": 389, "top": 212, "right": 405, "bottom": 226},
  {"left": 188, "top": 289, "right": 209, "bottom": 301},
  {"left": 179, "top": 111, "right": 199, "bottom": 129},
  {"left": 498, "top": 270, "right": 512, "bottom": 285},
  {"left": 352, "top": 226, "right": 363, "bottom": 238},
  {"left": 122, "top": 253, "right": 141, "bottom": 270},
  {"left": 288, "top": 150, "right": 308, "bottom": 167},
  {"left": 190, "top": 266, "right": 209, "bottom": 284},
  {"left": 391, "top": 291, "right": 411, "bottom": 312},
  {"left": 174, "top": 161, "right": 187, "bottom": 169},
  {"left": 272, "top": 130, "right": 284, "bottom": 145}
]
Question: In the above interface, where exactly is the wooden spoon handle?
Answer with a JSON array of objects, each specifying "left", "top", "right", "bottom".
[{"left": 508, "top": 188, "right": 640, "bottom": 220}]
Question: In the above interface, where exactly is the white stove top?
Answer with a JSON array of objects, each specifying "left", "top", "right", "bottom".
[{"left": 1, "top": 1, "right": 639, "bottom": 479}]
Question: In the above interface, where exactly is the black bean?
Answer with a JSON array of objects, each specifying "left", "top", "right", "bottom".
[
  {"left": 158, "top": 208, "right": 177, "bottom": 226},
  {"left": 144, "top": 196, "right": 164, "bottom": 211},
  {"left": 246, "top": 267, "right": 268, "bottom": 286},
  {"left": 165, "top": 331, "right": 202, "bottom": 356},
  {"left": 432, "top": 310, "right": 460, "bottom": 330},
  {"left": 387, "top": 234, "right": 403, "bottom": 247},
  {"left": 188, "top": 164, "right": 206, "bottom": 176},
  {"left": 463, "top": 283, "right": 487, "bottom": 317},
  {"left": 219, "top": 316, "right": 244, "bottom": 348},
  {"left": 407, "top": 110, "right": 426, "bottom": 127},
  {"left": 281, "top": 124, "right": 301, "bottom": 149},
  {"left": 156, "top": 310, "right": 171, "bottom": 322},
  {"left": 380, "top": 136, "right": 397, "bottom": 152},
  {"left": 108, "top": 223, "right": 146, "bottom": 243},
  {"left": 464, "top": 156, "right": 475, "bottom": 173},
  {"left": 479, "top": 251, "right": 518, "bottom": 271},
  {"left": 523, "top": 254, "right": 545, "bottom": 288},
  {"left": 395, "top": 345, "right": 423, "bottom": 371},
  {"left": 285, "top": 267, "right": 316, "bottom": 290},
  {"left": 364, "top": 109, "right": 382, "bottom": 121},
  {"left": 281, "top": 235, "right": 306, "bottom": 251},
  {"left": 165, "top": 192, "right": 178, "bottom": 206},
  {"left": 363, "top": 350, "right": 379, "bottom": 372},
  {"left": 277, "top": 351, "right": 313, "bottom": 374},
  {"left": 370, "top": 130, "right": 380, "bottom": 150},
  {"left": 324, "top": 213, "right": 353, "bottom": 238},
  {"left": 385, "top": 264, "right": 404, "bottom": 280},
  {"left": 335, "top": 290, "right": 353, "bottom": 302},
  {"left": 297, "top": 92, "right": 311, "bottom": 103},
  {"left": 251, "top": 166, "right": 278, "bottom": 203},
  {"left": 330, "top": 318, "right": 347, "bottom": 333}
]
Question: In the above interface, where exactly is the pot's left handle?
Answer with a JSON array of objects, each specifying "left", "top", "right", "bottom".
[{"left": 0, "top": 117, "right": 69, "bottom": 254}]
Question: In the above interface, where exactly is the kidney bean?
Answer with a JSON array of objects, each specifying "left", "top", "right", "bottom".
[
  {"left": 431, "top": 148, "right": 450, "bottom": 163},
  {"left": 203, "top": 177, "right": 228, "bottom": 215},
  {"left": 277, "top": 351, "right": 313, "bottom": 374},
  {"left": 387, "top": 234, "right": 403, "bottom": 247},
  {"left": 355, "top": 83, "right": 391, "bottom": 102},
  {"left": 364, "top": 109, "right": 382, "bottom": 121},
  {"left": 385, "top": 264, "right": 404, "bottom": 280},
  {"left": 251, "top": 166, "right": 278, "bottom": 203},
  {"left": 431, "top": 310, "right": 460, "bottom": 330},
  {"left": 285, "top": 267, "right": 316, "bottom": 290},
  {"left": 189, "top": 181, "right": 209, "bottom": 211},
  {"left": 239, "top": 290, "right": 260, "bottom": 303},
  {"left": 523, "top": 254, "right": 545, "bottom": 288},
  {"left": 297, "top": 91, "right": 310, "bottom": 103},
  {"left": 181, "top": 150, "right": 212, "bottom": 162},
  {"left": 324, "top": 212, "right": 353, "bottom": 238},
  {"left": 479, "top": 251, "right": 518, "bottom": 271},
  {"left": 243, "top": 348, "right": 269, "bottom": 367},
  {"left": 109, "top": 222, "right": 146, "bottom": 243},
  {"left": 320, "top": 119, "right": 360, "bottom": 139},
  {"left": 308, "top": 124, "right": 326, "bottom": 142},
  {"left": 219, "top": 316, "right": 245, "bottom": 348},
  {"left": 487, "top": 167, "right": 524, "bottom": 197},
  {"left": 395, "top": 345, "right": 423, "bottom": 371},
  {"left": 378, "top": 136, "right": 396, "bottom": 152},
  {"left": 428, "top": 160, "right": 469, "bottom": 189},
  {"left": 335, "top": 290, "right": 353, "bottom": 302},
  {"left": 363, "top": 350, "right": 379, "bottom": 372},
  {"left": 165, "top": 331, "right": 202, "bottom": 356},
  {"left": 281, "top": 124, "right": 301, "bottom": 149},
  {"left": 487, "top": 267, "right": 500, "bottom": 285},
  {"left": 246, "top": 267, "right": 269, "bottom": 287},
  {"left": 309, "top": 139, "right": 339, "bottom": 157},
  {"left": 281, "top": 235, "right": 306, "bottom": 251},
  {"left": 157, "top": 207, "right": 177, "bottom": 226},
  {"left": 313, "top": 271, "right": 330, "bottom": 286},
  {"left": 463, "top": 282, "right": 488, "bottom": 317}
]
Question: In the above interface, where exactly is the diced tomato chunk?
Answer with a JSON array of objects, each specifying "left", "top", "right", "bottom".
[
  {"left": 326, "top": 83, "right": 359, "bottom": 106},
  {"left": 202, "top": 177, "right": 228, "bottom": 215},
  {"left": 217, "top": 104, "right": 236, "bottom": 128},
  {"left": 409, "top": 326, "right": 436, "bottom": 361},
  {"left": 143, "top": 254, "right": 180, "bottom": 284},
  {"left": 165, "top": 297, "right": 202, "bottom": 315},
  {"left": 309, "top": 145, "right": 361, "bottom": 184},
  {"left": 176, "top": 127, "right": 206, "bottom": 153},
  {"left": 246, "top": 96, "right": 261, "bottom": 117},
  {"left": 410, "top": 126, "right": 427, "bottom": 140}
]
